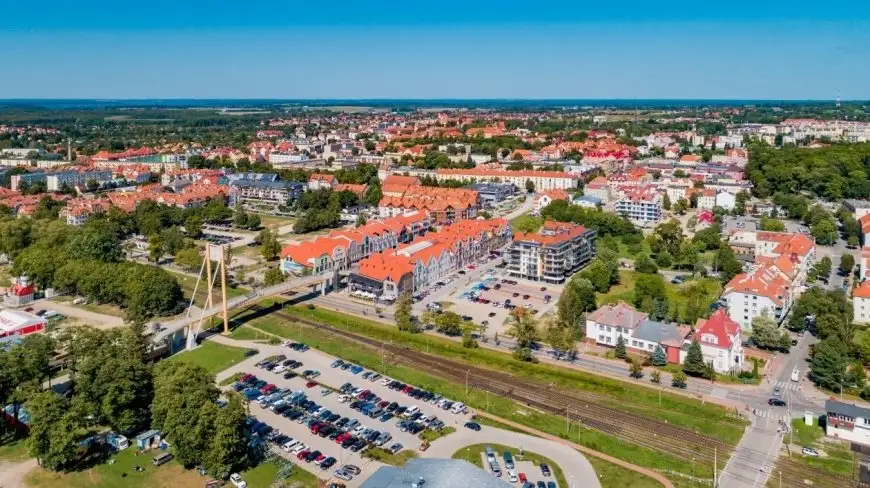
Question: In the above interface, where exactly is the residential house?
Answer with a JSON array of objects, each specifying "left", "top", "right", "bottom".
[
  {"left": 688, "top": 310, "right": 744, "bottom": 374},
  {"left": 722, "top": 265, "right": 793, "bottom": 330},
  {"left": 854, "top": 281, "right": 870, "bottom": 324},
  {"left": 825, "top": 399, "right": 870, "bottom": 446},
  {"left": 308, "top": 173, "right": 337, "bottom": 191},
  {"left": 534, "top": 189, "right": 570, "bottom": 213}
]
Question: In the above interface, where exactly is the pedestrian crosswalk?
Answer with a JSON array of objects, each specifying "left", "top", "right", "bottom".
[
  {"left": 772, "top": 381, "right": 801, "bottom": 394},
  {"left": 753, "top": 408, "right": 791, "bottom": 424}
]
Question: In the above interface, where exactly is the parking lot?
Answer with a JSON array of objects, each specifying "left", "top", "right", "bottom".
[
  {"left": 219, "top": 341, "right": 473, "bottom": 486},
  {"left": 426, "top": 268, "right": 561, "bottom": 337}
]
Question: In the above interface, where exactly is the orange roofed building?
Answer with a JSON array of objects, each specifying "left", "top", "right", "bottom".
[
  {"left": 378, "top": 186, "right": 479, "bottom": 224},
  {"left": 348, "top": 218, "right": 511, "bottom": 302},
  {"left": 507, "top": 221, "right": 597, "bottom": 283}
]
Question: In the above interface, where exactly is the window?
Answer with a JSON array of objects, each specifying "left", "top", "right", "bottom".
[
  {"left": 648, "top": 344, "right": 654, "bottom": 350},
  {"left": 598, "top": 335, "right": 605, "bottom": 342}
]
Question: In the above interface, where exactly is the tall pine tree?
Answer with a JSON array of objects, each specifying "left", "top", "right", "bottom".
[
  {"left": 614, "top": 335, "right": 627, "bottom": 359},
  {"left": 683, "top": 339, "right": 706, "bottom": 377},
  {"left": 651, "top": 345, "right": 668, "bottom": 367}
]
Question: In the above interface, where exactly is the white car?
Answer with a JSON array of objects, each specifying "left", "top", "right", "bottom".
[
  {"left": 380, "top": 377, "right": 392, "bottom": 386},
  {"left": 507, "top": 469, "right": 518, "bottom": 482},
  {"left": 337, "top": 395, "right": 350, "bottom": 403},
  {"left": 352, "top": 425, "right": 367, "bottom": 436},
  {"left": 281, "top": 439, "right": 298, "bottom": 452},
  {"left": 292, "top": 443, "right": 308, "bottom": 454},
  {"left": 230, "top": 473, "right": 247, "bottom": 488},
  {"left": 802, "top": 447, "right": 820, "bottom": 457},
  {"left": 273, "top": 364, "right": 287, "bottom": 373}
]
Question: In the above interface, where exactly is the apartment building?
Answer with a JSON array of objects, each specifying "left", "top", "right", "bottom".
[
  {"left": 508, "top": 221, "right": 597, "bottom": 283},
  {"left": 534, "top": 189, "right": 570, "bottom": 213},
  {"left": 615, "top": 186, "right": 662, "bottom": 225},
  {"left": 854, "top": 281, "right": 870, "bottom": 324},
  {"left": 229, "top": 174, "right": 304, "bottom": 211},
  {"left": 46, "top": 169, "right": 113, "bottom": 192},
  {"left": 722, "top": 265, "right": 793, "bottom": 330},
  {"left": 378, "top": 186, "right": 479, "bottom": 224},
  {"left": 434, "top": 168, "right": 580, "bottom": 191},
  {"left": 308, "top": 173, "right": 338, "bottom": 191}
]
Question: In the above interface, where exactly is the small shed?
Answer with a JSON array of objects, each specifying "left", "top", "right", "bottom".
[{"left": 135, "top": 429, "right": 161, "bottom": 450}]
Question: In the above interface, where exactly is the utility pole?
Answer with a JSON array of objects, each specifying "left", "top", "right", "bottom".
[
  {"left": 205, "top": 242, "right": 213, "bottom": 309},
  {"left": 465, "top": 370, "right": 470, "bottom": 398},
  {"left": 714, "top": 447, "right": 717, "bottom": 488},
  {"left": 565, "top": 406, "right": 570, "bottom": 434}
]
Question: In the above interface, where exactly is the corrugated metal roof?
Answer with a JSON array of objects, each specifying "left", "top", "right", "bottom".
[{"left": 360, "top": 459, "right": 512, "bottom": 488}]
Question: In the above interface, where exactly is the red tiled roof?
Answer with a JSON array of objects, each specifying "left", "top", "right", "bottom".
[{"left": 694, "top": 309, "right": 740, "bottom": 349}]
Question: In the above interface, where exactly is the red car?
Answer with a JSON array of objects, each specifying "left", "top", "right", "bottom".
[
  {"left": 240, "top": 373, "right": 253, "bottom": 382},
  {"left": 260, "top": 384, "right": 276, "bottom": 394},
  {"left": 519, "top": 473, "right": 527, "bottom": 483},
  {"left": 336, "top": 432, "right": 351, "bottom": 444},
  {"left": 378, "top": 400, "right": 390, "bottom": 408},
  {"left": 296, "top": 450, "right": 310, "bottom": 460},
  {"left": 306, "top": 381, "right": 318, "bottom": 388},
  {"left": 357, "top": 390, "right": 370, "bottom": 399},
  {"left": 402, "top": 385, "right": 413, "bottom": 394}
]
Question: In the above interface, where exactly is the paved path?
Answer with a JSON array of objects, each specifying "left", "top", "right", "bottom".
[
  {"left": 0, "top": 459, "right": 38, "bottom": 488},
  {"left": 34, "top": 298, "right": 125, "bottom": 328},
  {"left": 424, "top": 424, "right": 600, "bottom": 488}
]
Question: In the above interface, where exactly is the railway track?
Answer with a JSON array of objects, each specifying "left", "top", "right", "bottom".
[{"left": 265, "top": 306, "right": 866, "bottom": 488}]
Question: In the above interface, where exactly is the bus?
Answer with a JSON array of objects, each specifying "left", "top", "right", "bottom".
[{"left": 791, "top": 367, "right": 800, "bottom": 382}]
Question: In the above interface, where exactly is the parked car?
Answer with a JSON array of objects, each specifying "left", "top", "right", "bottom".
[
  {"left": 229, "top": 473, "right": 247, "bottom": 488},
  {"left": 540, "top": 463, "right": 551, "bottom": 477},
  {"left": 802, "top": 447, "right": 820, "bottom": 457}
]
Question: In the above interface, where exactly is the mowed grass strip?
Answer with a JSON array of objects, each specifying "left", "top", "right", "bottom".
[
  {"left": 250, "top": 301, "right": 745, "bottom": 442},
  {"left": 167, "top": 341, "right": 255, "bottom": 376}
]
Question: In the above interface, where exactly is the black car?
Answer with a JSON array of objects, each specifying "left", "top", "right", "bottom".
[
  {"left": 350, "top": 400, "right": 362, "bottom": 410},
  {"left": 366, "top": 431, "right": 380, "bottom": 443},
  {"left": 395, "top": 406, "right": 407, "bottom": 416},
  {"left": 768, "top": 398, "right": 787, "bottom": 407},
  {"left": 540, "top": 463, "right": 551, "bottom": 477},
  {"left": 305, "top": 450, "right": 321, "bottom": 462},
  {"left": 243, "top": 349, "right": 258, "bottom": 357},
  {"left": 341, "top": 437, "right": 357, "bottom": 449},
  {"left": 386, "top": 402, "right": 398, "bottom": 412},
  {"left": 464, "top": 421, "right": 481, "bottom": 431},
  {"left": 328, "top": 430, "right": 341, "bottom": 440},
  {"left": 336, "top": 417, "right": 349, "bottom": 428},
  {"left": 320, "top": 457, "right": 337, "bottom": 470},
  {"left": 283, "top": 371, "right": 297, "bottom": 379},
  {"left": 350, "top": 438, "right": 367, "bottom": 452}
]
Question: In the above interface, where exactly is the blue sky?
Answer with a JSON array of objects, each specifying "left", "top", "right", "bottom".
[{"left": 2, "top": 1, "right": 870, "bottom": 99}]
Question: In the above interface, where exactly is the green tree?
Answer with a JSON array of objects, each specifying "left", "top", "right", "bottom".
[
  {"left": 673, "top": 198, "right": 689, "bottom": 215},
  {"left": 435, "top": 311, "right": 463, "bottom": 336},
  {"left": 394, "top": 292, "right": 416, "bottom": 332},
  {"left": 634, "top": 254, "right": 659, "bottom": 274},
  {"left": 713, "top": 243, "right": 743, "bottom": 284},
  {"left": 246, "top": 214, "right": 261, "bottom": 230},
  {"left": 672, "top": 370, "right": 688, "bottom": 388},
  {"left": 525, "top": 180, "right": 535, "bottom": 193},
  {"left": 809, "top": 336, "right": 849, "bottom": 392},
  {"left": 185, "top": 215, "right": 204, "bottom": 238},
  {"left": 66, "top": 221, "right": 122, "bottom": 262},
  {"left": 651, "top": 345, "right": 667, "bottom": 367},
  {"left": 848, "top": 236, "right": 860, "bottom": 248},
  {"left": 614, "top": 335, "right": 627, "bottom": 359},
  {"left": 233, "top": 206, "right": 249, "bottom": 229},
  {"left": 662, "top": 193, "right": 671, "bottom": 211},
  {"left": 853, "top": 329, "right": 870, "bottom": 365},
  {"left": 148, "top": 234, "right": 164, "bottom": 263},
  {"left": 634, "top": 274, "right": 667, "bottom": 311},
  {"left": 174, "top": 247, "right": 202, "bottom": 272},
  {"left": 759, "top": 217, "right": 785, "bottom": 232},
  {"left": 202, "top": 392, "right": 249, "bottom": 478},
  {"left": 651, "top": 370, "right": 662, "bottom": 384},
  {"left": 655, "top": 250, "right": 673, "bottom": 269},
  {"left": 355, "top": 214, "right": 367, "bottom": 227},
  {"left": 258, "top": 228, "right": 281, "bottom": 261},
  {"left": 629, "top": 359, "right": 643, "bottom": 378},
  {"left": 556, "top": 276, "right": 597, "bottom": 334},
  {"left": 839, "top": 254, "right": 855, "bottom": 277},
  {"left": 152, "top": 362, "right": 220, "bottom": 466},
  {"left": 27, "top": 391, "right": 81, "bottom": 470},
  {"left": 507, "top": 308, "right": 538, "bottom": 362},
  {"left": 683, "top": 339, "right": 706, "bottom": 377},
  {"left": 263, "top": 268, "right": 285, "bottom": 286},
  {"left": 650, "top": 220, "right": 684, "bottom": 256},
  {"left": 461, "top": 325, "right": 478, "bottom": 349},
  {"left": 811, "top": 218, "right": 838, "bottom": 245}
]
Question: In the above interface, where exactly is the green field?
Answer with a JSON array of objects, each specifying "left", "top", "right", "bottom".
[
  {"left": 510, "top": 214, "right": 543, "bottom": 233},
  {"left": 419, "top": 426, "right": 456, "bottom": 442},
  {"left": 166, "top": 341, "right": 255, "bottom": 375},
  {"left": 240, "top": 459, "right": 320, "bottom": 488},
  {"left": 0, "top": 434, "right": 29, "bottom": 462},
  {"left": 363, "top": 447, "right": 418, "bottom": 466},
  {"left": 788, "top": 418, "right": 854, "bottom": 476},
  {"left": 226, "top": 303, "right": 736, "bottom": 482},
  {"left": 452, "top": 443, "right": 568, "bottom": 488},
  {"left": 24, "top": 447, "right": 205, "bottom": 488},
  {"left": 586, "top": 455, "right": 663, "bottom": 488}
]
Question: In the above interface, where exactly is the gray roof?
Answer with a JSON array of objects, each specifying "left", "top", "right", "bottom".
[
  {"left": 230, "top": 179, "right": 303, "bottom": 189},
  {"left": 360, "top": 458, "right": 512, "bottom": 488},
  {"left": 826, "top": 399, "right": 870, "bottom": 419},
  {"left": 632, "top": 319, "right": 683, "bottom": 345},
  {"left": 575, "top": 195, "right": 602, "bottom": 203}
]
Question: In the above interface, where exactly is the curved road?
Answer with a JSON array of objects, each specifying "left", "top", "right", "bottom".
[{"left": 423, "top": 424, "right": 599, "bottom": 488}]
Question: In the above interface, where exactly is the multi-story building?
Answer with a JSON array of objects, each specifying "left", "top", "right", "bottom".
[
  {"left": 689, "top": 310, "right": 745, "bottom": 374},
  {"left": 308, "top": 173, "right": 337, "bottom": 191},
  {"left": 45, "top": 169, "right": 113, "bottom": 192},
  {"left": 825, "top": 399, "right": 870, "bottom": 446},
  {"left": 615, "top": 186, "right": 662, "bottom": 225},
  {"left": 722, "top": 265, "right": 793, "bottom": 330},
  {"left": 853, "top": 281, "right": 870, "bottom": 324},
  {"left": 508, "top": 221, "right": 597, "bottom": 283},
  {"left": 379, "top": 187, "right": 479, "bottom": 224},
  {"left": 229, "top": 174, "right": 304, "bottom": 211},
  {"left": 434, "top": 168, "right": 580, "bottom": 191},
  {"left": 9, "top": 171, "right": 46, "bottom": 191},
  {"left": 464, "top": 183, "right": 514, "bottom": 207}
]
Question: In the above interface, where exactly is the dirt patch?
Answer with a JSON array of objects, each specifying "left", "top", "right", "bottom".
[{"left": 0, "top": 458, "right": 38, "bottom": 488}]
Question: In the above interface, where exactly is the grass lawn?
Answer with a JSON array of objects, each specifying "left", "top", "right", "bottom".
[
  {"left": 219, "top": 372, "right": 245, "bottom": 386},
  {"left": 510, "top": 214, "right": 543, "bottom": 233},
  {"left": 469, "top": 415, "right": 526, "bottom": 434},
  {"left": 229, "top": 326, "right": 275, "bottom": 342},
  {"left": 616, "top": 237, "right": 651, "bottom": 260},
  {"left": 419, "top": 426, "right": 455, "bottom": 442},
  {"left": 586, "top": 456, "right": 665, "bottom": 488},
  {"left": 0, "top": 267, "right": 12, "bottom": 287},
  {"left": 77, "top": 302, "right": 126, "bottom": 318},
  {"left": 167, "top": 341, "right": 255, "bottom": 376},
  {"left": 598, "top": 271, "right": 722, "bottom": 324},
  {"left": 789, "top": 418, "right": 854, "bottom": 476},
  {"left": 363, "top": 447, "right": 418, "bottom": 466},
  {"left": 171, "top": 271, "right": 250, "bottom": 309},
  {"left": 241, "top": 459, "right": 320, "bottom": 488},
  {"left": 452, "top": 443, "right": 568, "bottom": 488},
  {"left": 226, "top": 305, "right": 726, "bottom": 481},
  {"left": 256, "top": 215, "right": 296, "bottom": 229},
  {"left": 24, "top": 447, "right": 204, "bottom": 488},
  {"left": 0, "top": 434, "right": 29, "bottom": 462}
]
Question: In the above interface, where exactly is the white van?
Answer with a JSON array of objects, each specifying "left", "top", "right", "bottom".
[
  {"left": 451, "top": 402, "right": 466, "bottom": 414},
  {"left": 791, "top": 367, "right": 800, "bottom": 382}
]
